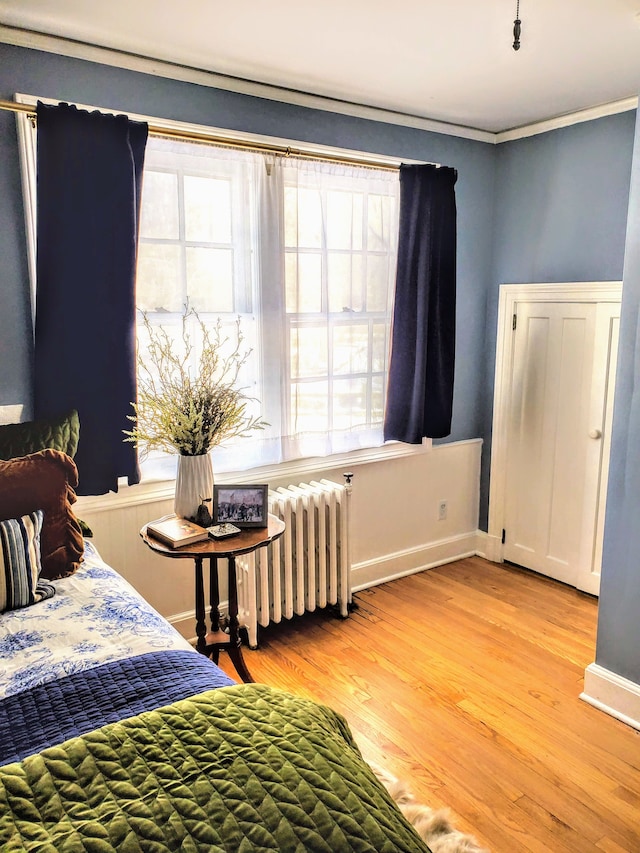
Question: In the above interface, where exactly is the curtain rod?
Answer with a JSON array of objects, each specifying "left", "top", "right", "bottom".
[{"left": 0, "top": 98, "right": 401, "bottom": 172}]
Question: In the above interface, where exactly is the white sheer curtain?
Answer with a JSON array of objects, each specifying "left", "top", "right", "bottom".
[
  {"left": 133, "top": 139, "right": 400, "bottom": 479},
  {"left": 135, "top": 137, "right": 267, "bottom": 479},
  {"left": 274, "top": 156, "right": 399, "bottom": 461}
]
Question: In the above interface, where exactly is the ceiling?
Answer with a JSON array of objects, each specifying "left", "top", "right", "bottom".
[{"left": 1, "top": 0, "right": 640, "bottom": 134}]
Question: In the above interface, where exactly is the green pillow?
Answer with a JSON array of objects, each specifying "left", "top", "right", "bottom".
[{"left": 0, "top": 409, "right": 79, "bottom": 460}]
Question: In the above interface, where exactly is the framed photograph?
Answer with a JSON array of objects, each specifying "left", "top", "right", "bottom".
[{"left": 212, "top": 484, "right": 269, "bottom": 528}]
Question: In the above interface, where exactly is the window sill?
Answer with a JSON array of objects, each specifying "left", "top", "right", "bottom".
[{"left": 75, "top": 439, "right": 432, "bottom": 513}]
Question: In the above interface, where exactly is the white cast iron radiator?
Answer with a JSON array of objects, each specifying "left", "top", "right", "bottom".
[{"left": 236, "top": 477, "right": 353, "bottom": 648}]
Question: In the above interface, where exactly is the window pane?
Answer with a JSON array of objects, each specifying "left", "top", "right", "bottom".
[
  {"left": 284, "top": 253, "right": 298, "bottom": 312},
  {"left": 184, "top": 175, "right": 232, "bottom": 243},
  {"left": 333, "top": 325, "right": 368, "bottom": 375},
  {"left": 327, "top": 190, "right": 362, "bottom": 250},
  {"left": 333, "top": 378, "right": 368, "bottom": 430},
  {"left": 136, "top": 244, "right": 183, "bottom": 312},
  {"left": 290, "top": 326, "right": 327, "bottom": 378},
  {"left": 285, "top": 253, "right": 322, "bottom": 313},
  {"left": 284, "top": 186, "right": 298, "bottom": 247},
  {"left": 372, "top": 323, "right": 387, "bottom": 372},
  {"left": 186, "top": 247, "right": 234, "bottom": 312},
  {"left": 296, "top": 187, "right": 322, "bottom": 248},
  {"left": 366, "top": 255, "right": 391, "bottom": 312},
  {"left": 371, "top": 375, "right": 385, "bottom": 422},
  {"left": 368, "top": 193, "right": 393, "bottom": 251},
  {"left": 140, "top": 171, "right": 179, "bottom": 240},
  {"left": 328, "top": 253, "right": 363, "bottom": 313},
  {"left": 135, "top": 315, "right": 184, "bottom": 384},
  {"left": 291, "top": 381, "right": 328, "bottom": 432}
]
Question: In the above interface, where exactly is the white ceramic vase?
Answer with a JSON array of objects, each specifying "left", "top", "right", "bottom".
[{"left": 174, "top": 453, "right": 214, "bottom": 522}]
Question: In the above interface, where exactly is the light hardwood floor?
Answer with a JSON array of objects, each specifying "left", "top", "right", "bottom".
[{"left": 220, "top": 556, "right": 640, "bottom": 852}]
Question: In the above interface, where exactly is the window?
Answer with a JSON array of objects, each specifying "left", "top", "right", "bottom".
[
  {"left": 16, "top": 103, "right": 400, "bottom": 481},
  {"left": 137, "top": 137, "right": 399, "bottom": 478}
]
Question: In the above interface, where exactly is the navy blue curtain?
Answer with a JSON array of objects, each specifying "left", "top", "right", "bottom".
[
  {"left": 34, "top": 102, "right": 148, "bottom": 494},
  {"left": 383, "top": 164, "right": 457, "bottom": 442}
]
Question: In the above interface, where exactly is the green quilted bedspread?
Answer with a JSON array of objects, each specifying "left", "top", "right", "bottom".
[{"left": 0, "top": 684, "right": 432, "bottom": 852}]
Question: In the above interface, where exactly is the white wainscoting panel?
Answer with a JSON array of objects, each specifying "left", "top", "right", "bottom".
[
  {"left": 0, "top": 404, "right": 24, "bottom": 424},
  {"left": 76, "top": 439, "right": 482, "bottom": 642}
]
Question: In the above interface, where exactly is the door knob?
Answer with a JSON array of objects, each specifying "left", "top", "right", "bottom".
[{"left": 589, "top": 428, "right": 602, "bottom": 439}]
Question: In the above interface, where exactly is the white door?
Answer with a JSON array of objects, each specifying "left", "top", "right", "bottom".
[{"left": 501, "top": 300, "right": 619, "bottom": 593}]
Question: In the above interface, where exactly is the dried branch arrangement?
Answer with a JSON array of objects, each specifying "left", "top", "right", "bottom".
[{"left": 124, "top": 309, "right": 267, "bottom": 457}]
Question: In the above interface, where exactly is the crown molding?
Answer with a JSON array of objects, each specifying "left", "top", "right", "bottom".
[
  {"left": 1, "top": 25, "right": 637, "bottom": 147},
  {"left": 496, "top": 97, "right": 638, "bottom": 143},
  {"left": 0, "top": 25, "right": 494, "bottom": 143}
]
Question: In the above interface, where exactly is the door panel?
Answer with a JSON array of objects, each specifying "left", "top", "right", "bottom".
[
  {"left": 506, "top": 313, "right": 550, "bottom": 562},
  {"left": 504, "top": 303, "right": 596, "bottom": 586},
  {"left": 578, "top": 307, "right": 620, "bottom": 594}
]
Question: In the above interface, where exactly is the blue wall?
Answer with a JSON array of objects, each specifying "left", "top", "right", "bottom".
[
  {"left": 486, "top": 109, "right": 640, "bottom": 687},
  {"left": 0, "top": 103, "right": 31, "bottom": 405},
  {"left": 0, "top": 42, "right": 495, "bottom": 452},
  {"left": 480, "top": 113, "right": 636, "bottom": 528},
  {"left": 596, "top": 108, "right": 640, "bottom": 683}
]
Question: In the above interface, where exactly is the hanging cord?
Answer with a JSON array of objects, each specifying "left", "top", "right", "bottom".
[{"left": 513, "top": 0, "right": 522, "bottom": 50}]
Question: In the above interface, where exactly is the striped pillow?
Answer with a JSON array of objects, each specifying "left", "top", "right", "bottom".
[{"left": 0, "top": 510, "right": 55, "bottom": 613}]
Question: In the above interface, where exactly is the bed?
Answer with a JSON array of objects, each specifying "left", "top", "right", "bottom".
[{"left": 0, "top": 446, "right": 432, "bottom": 852}]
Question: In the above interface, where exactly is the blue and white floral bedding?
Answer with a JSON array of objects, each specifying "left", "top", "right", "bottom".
[{"left": 0, "top": 539, "right": 196, "bottom": 700}]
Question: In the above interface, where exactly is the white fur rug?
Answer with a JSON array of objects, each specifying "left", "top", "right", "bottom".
[{"left": 370, "top": 762, "right": 489, "bottom": 853}]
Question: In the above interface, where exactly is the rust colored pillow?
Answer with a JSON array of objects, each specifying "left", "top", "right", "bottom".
[{"left": 0, "top": 449, "right": 84, "bottom": 579}]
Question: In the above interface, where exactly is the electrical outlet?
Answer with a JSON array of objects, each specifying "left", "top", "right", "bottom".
[{"left": 438, "top": 500, "right": 448, "bottom": 520}]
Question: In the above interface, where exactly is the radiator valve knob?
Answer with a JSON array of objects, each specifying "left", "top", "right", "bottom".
[{"left": 343, "top": 472, "right": 354, "bottom": 485}]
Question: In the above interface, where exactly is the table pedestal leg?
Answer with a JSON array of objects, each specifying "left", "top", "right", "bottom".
[
  {"left": 194, "top": 557, "right": 207, "bottom": 654},
  {"left": 225, "top": 555, "right": 255, "bottom": 683},
  {"left": 208, "top": 558, "right": 221, "bottom": 664},
  {"left": 141, "top": 518, "right": 283, "bottom": 686},
  {"left": 196, "top": 555, "right": 254, "bottom": 683}
]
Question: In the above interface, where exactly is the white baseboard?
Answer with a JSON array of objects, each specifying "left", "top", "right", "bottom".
[
  {"left": 476, "top": 531, "right": 503, "bottom": 563},
  {"left": 167, "top": 609, "right": 200, "bottom": 643},
  {"left": 351, "top": 531, "right": 480, "bottom": 592},
  {"left": 580, "top": 663, "right": 640, "bottom": 731}
]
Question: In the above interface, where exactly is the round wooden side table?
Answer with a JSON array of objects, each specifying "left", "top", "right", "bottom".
[{"left": 140, "top": 514, "right": 285, "bottom": 682}]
